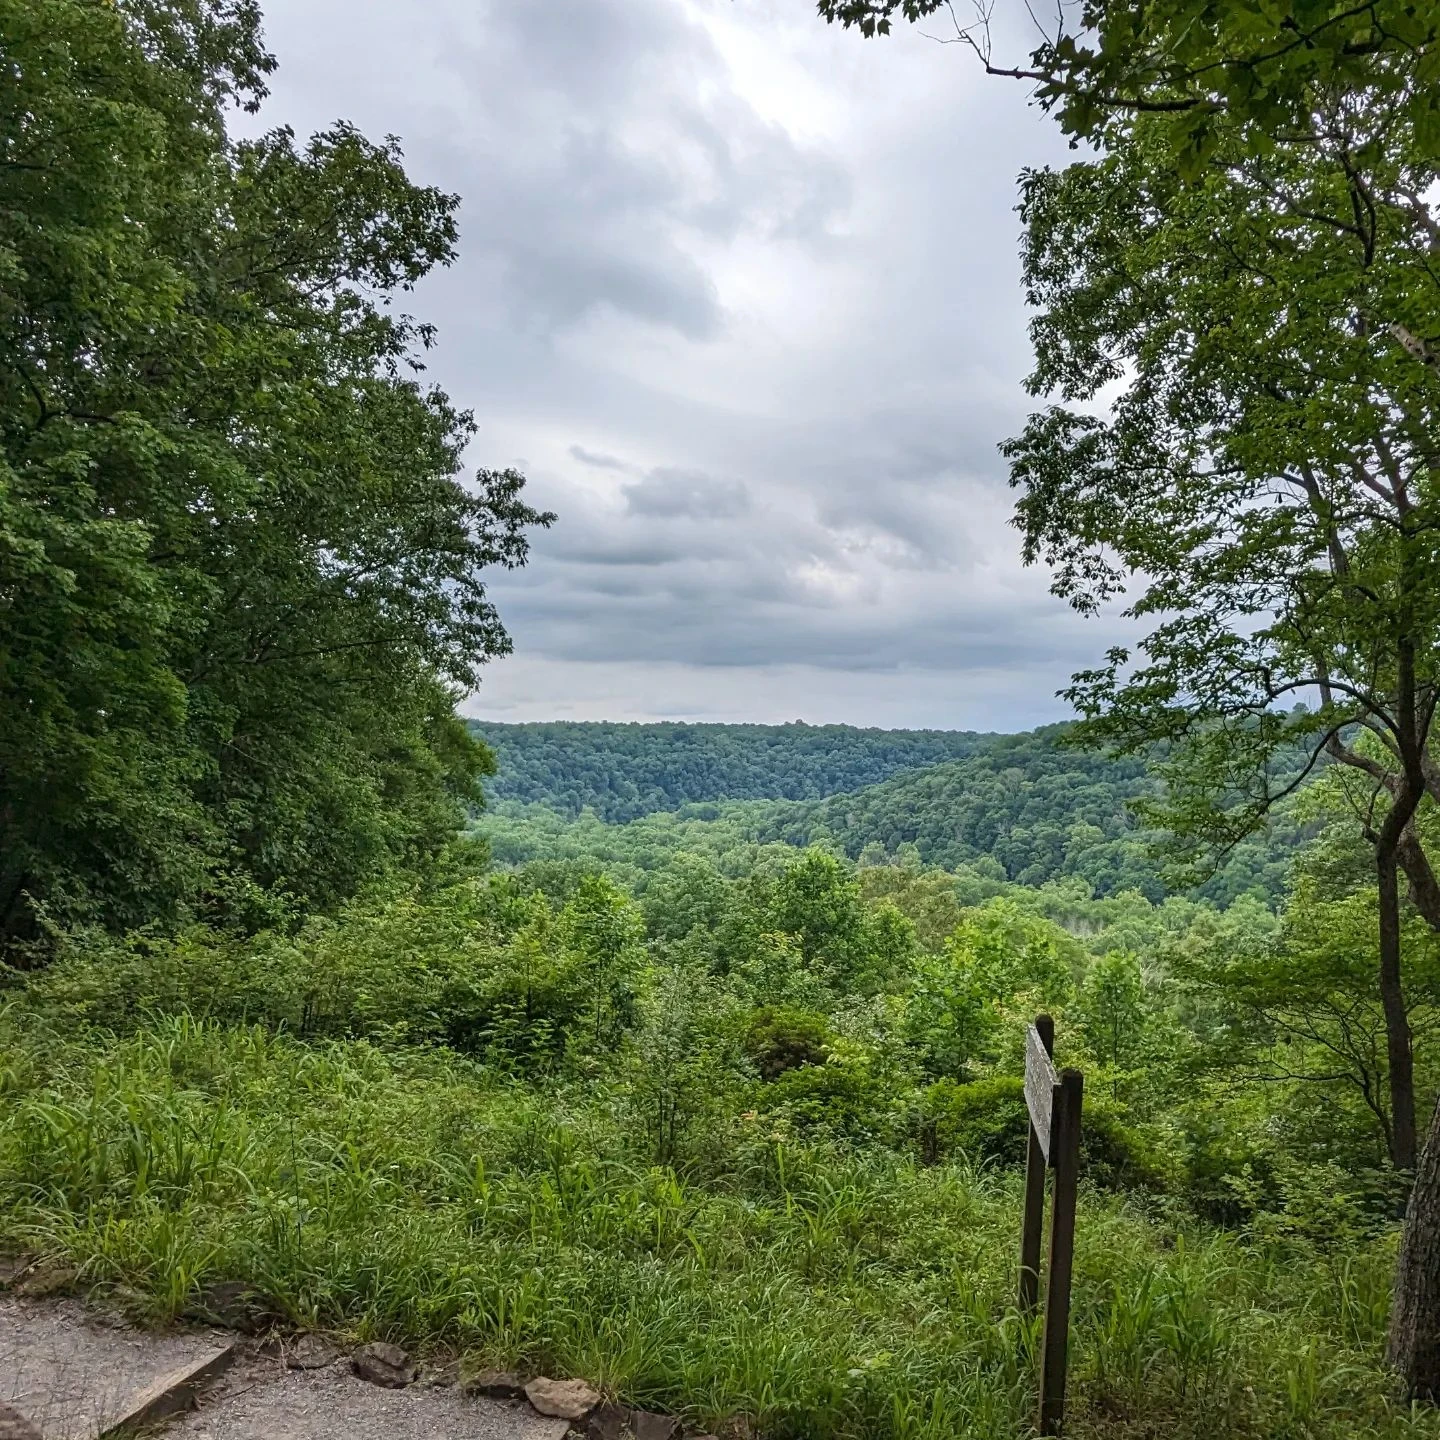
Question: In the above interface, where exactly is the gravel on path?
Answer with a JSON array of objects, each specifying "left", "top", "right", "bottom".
[
  {"left": 0, "top": 1295, "right": 231, "bottom": 1440},
  {"left": 172, "top": 1353, "right": 573, "bottom": 1440}
]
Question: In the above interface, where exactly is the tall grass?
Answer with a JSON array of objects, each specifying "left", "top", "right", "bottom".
[{"left": 0, "top": 1006, "right": 1432, "bottom": 1440}]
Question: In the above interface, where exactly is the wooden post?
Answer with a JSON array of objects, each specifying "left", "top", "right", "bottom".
[
  {"left": 1038, "top": 1067, "right": 1083, "bottom": 1437},
  {"left": 1018, "top": 1013, "right": 1054, "bottom": 1318}
]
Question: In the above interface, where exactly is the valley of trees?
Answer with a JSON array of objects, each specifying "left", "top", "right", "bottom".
[
  {"left": 4, "top": 1, "right": 1440, "bottom": 1437},
  {"left": 479, "top": 723, "right": 1305, "bottom": 905}
]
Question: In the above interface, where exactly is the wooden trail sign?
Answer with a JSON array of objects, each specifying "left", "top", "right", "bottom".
[
  {"left": 1024, "top": 1019, "right": 1059, "bottom": 1161},
  {"left": 1018, "top": 1014, "right": 1084, "bottom": 1438}
]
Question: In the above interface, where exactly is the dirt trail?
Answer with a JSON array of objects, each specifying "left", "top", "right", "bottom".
[
  {"left": 1, "top": 1295, "right": 231, "bottom": 1439},
  {"left": 174, "top": 1353, "right": 568, "bottom": 1440},
  {"left": 0, "top": 1294, "right": 568, "bottom": 1440}
]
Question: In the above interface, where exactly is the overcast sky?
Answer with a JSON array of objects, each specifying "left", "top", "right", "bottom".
[{"left": 253, "top": 0, "right": 1130, "bottom": 730}]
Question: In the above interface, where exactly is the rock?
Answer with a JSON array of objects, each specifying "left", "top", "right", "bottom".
[
  {"left": 630, "top": 1413, "right": 680, "bottom": 1440},
  {"left": 0, "top": 1406, "right": 42, "bottom": 1440},
  {"left": 462, "top": 1367, "right": 527, "bottom": 1398},
  {"left": 524, "top": 1376, "right": 601, "bottom": 1420},
  {"left": 14, "top": 1262, "right": 77, "bottom": 1298},
  {"left": 421, "top": 1359, "right": 461, "bottom": 1388},
  {"left": 352, "top": 1340, "right": 417, "bottom": 1388},
  {"left": 585, "top": 1401, "right": 632, "bottom": 1440}
]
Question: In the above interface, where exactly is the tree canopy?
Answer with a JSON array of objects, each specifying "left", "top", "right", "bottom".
[
  {"left": 476, "top": 723, "right": 1305, "bottom": 906},
  {"left": 471, "top": 720, "right": 996, "bottom": 822},
  {"left": 0, "top": 0, "right": 550, "bottom": 955},
  {"left": 818, "top": 0, "right": 1440, "bottom": 1393},
  {"left": 815, "top": 0, "right": 1440, "bottom": 172},
  {"left": 1001, "top": 71, "right": 1440, "bottom": 1402}
]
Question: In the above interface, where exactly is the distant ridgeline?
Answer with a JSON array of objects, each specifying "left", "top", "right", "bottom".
[
  {"left": 469, "top": 721, "right": 1306, "bottom": 905},
  {"left": 468, "top": 720, "right": 999, "bottom": 822}
]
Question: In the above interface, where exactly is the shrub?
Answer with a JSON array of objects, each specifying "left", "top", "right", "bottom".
[
  {"left": 928, "top": 1077, "right": 1030, "bottom": 1166},
  {"left": 926, "top": 1076, "right": 1169, "bottom": 1188},
  {"left": 742, "top": 1007, "right": 832, "bottom": 1080},
  {"left": 760, "top": 1059, "right": 896, "bottom": 1142}
]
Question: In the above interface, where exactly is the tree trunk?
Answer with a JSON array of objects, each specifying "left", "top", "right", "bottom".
[
  {"left": 1390, "top": 1095, "right": 1440, "bottom": 1397},
  {"left": 1399, "top": 824, "right": 1440, "bottom": 934},
  {"left": 1379, "top": 844, "right": 1418, "bottom": 1170}
]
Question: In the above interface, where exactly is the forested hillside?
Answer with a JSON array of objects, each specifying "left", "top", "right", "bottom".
[
  {"left": 470, "top": 720, "right": 997, "bottom": 820},
  {"left": 752, "top": 729, "right": 1304, "bottom": 905},
  {"left": 478, "top": 724, "right": 1303, "bottom": 903}
]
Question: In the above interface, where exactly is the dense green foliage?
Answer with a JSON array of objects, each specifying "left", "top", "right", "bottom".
[
  {"left": 480, "top": 725, "right": 1303, "bottom": 905},
  {"left": 5, "top": 799, "right": 1438, "bottom": 1438},
  {"left": 817, "top": 0, "right": 1440, "bottom": 1388},
  {"left": 0, "top": 0, "right": 548, "bottom": 958},
  {"left": 815, "top": 1, "right": 1440, "bottom": 176},
  {"left": 471, "top": 720, "right": 997, "bottom": 822},
  {"left": 994, "top": 0, "right": 1440, "bottom": 1378},
  {"left": 1005, "top": 104, "right": 1440, "bottom": 912},
  {"left": 3, "top": 1011, "right": 1421, "bottom": 1440}
]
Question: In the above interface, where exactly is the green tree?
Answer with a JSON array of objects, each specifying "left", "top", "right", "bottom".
[
  {"left": 817, "top": 0, "right": 1440, "bottom": 1387},
  {"left": 1078, "top": 951, "right": 1146, "bottom": 1103},
  {"left": 0, "top": 0, "right": 551, "bottom": 952},
  {"left": 906, "top": 898, "right": 1077, "bottom": 1078},
  {"left": 559, "top": 874, "right": 646, "bottom": 1052},
  {"left": 766, "top": 849, "right": 916, "bottom": 997},
  {"left": 998, "top": 112, "right": 1440, "bottom": 1393},
  {"left": 815, "top": 0, "right": 1440, "bottom": 174}
]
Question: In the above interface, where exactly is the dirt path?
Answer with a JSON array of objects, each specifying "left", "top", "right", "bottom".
[
  {"left": 1, "top": 1295, "right": 232, "bottom": 1440},
  {"left": 0, "top": 1294, "right": 568, "bottom": 1440},
  {"left": 173, "top": 1353, "right": 568, "bottom": 1440}
]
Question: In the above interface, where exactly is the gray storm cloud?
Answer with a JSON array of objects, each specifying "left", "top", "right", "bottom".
[
  {"left": 623, "top": 469, "right": 751, "bottom": 519},
  {"left": 246, "top": 0, "right": 1135, "bottom": 727}
]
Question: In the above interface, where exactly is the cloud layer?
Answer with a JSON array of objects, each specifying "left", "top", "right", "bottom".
[{"left": 251, "top": 0, "right": 1132, "bottom": 727}]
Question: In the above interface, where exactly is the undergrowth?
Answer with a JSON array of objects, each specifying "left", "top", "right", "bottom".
[{"left": 0, "top": 1005, "right": 1431, "bottom": 1440}]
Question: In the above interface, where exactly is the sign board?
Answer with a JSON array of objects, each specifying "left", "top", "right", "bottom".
[
  {"left": 1017, "top": 1014, "right": 1084, "bottom": 1437},
  {"left": 1024, "top": 1022, "right": 1060, "bottom": 1162}
]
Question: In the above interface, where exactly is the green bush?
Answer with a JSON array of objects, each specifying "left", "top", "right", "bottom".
[
  {"left": 742, "top": 1007, "right": 832, "bottom": 1080},
  {"left": 760, "top": 1059, "right": 896, "bottom": 1142},
  {"left": 1081, "top": 1105, "right": 1171, "bottom": 1191},
  {"left": 927, "top": 1077, "right": 1031, "bottom": 1166},
  {"left": 22, "top": 881, "right": 502, "bottom": 1046},
  {"left": 926, "top": 1076, "right": 1169, "bottom": 1189},
  {"left": 1180, "top": 1106, "right": 1281, "bottom": 1224}
]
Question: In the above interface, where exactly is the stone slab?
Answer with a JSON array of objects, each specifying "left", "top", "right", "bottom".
[{"left": 0, "top": 1295, "right": 232, "bottom": 1440}]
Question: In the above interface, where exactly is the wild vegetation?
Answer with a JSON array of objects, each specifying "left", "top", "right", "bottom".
[
  {"left": 478, "top": 723, "right": 1305, "bottom": 906},
  {"left": 7, "top": 795, "right": 1440, "bottom": 1439},
  {"left": 826, "top": 0, "right": 1440, "bottom": 1393},
  {"left": 0, "top": 0, "right": 549, "bottom": 962},
  {"left": 4, "top": 0, "right": 1440, "bottom": 1436},
  {"left": 469, "top": 720, "right": 999, "bottom": 822}
]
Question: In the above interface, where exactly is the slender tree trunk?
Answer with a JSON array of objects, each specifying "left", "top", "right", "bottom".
[
  {"left": 1399, "top": 825, "right": 1440, "bottom": 934},
  {"left": 1382, "top": 618, "right": 1436, "bottom": 1394},
  {"left": 1390, "top": 1096, "right": 1440, "bottom": 1398},
  {"left": 1379, "top": 844, "right": 1418, "bottom": 1170}
]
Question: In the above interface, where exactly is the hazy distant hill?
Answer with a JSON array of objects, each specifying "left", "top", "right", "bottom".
[
  {"left": 743, "top": 729, "right": 1301, "bottom": 904},
  {"left": 473, "top": 721, "right": 1305, "bottom": 903},
  {"left": 469, "top": 720, "right": 998, "bottom": 822}
]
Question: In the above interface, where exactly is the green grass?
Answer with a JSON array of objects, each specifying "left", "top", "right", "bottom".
[{"left": 0, "top": 1005, "right": 1432, "bottom": 1440}]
